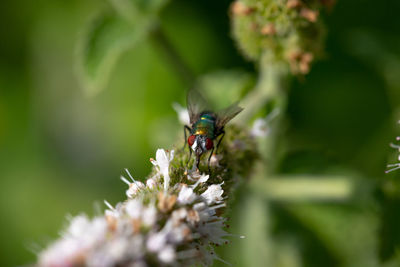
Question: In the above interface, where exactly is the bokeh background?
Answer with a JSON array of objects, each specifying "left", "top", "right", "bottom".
[{"left": 1, "top": 0, "right": 400, "bottom": 266}]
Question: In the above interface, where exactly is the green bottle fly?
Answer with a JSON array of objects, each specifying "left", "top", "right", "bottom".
[{"left": 184, "top": 89, "right": 243, "bottom": 173}]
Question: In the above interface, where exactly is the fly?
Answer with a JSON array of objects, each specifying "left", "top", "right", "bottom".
[{"left": 184, "top": 88, "right": 243, "bottom": 173}]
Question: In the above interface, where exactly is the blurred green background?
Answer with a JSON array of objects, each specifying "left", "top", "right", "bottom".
[{"left": 1, "top": 0, "right": 400, "bottom": 266}]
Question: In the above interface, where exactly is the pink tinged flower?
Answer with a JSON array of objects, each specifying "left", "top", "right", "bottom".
[
  {"left": 125, "top": 199, "right": 143, "bottom": 219},
  {"left": 146, "top": 232, "right": 167, "bottom": 252},
  {"left": 142, "top": 205, "right": 157, "bottom": 227},
  {"left": 172, "top": 102, "right": 190, "bottom": 125},
  {"left": 158, "top": 245, "right": 176, "bottom": 264},
  {"left": 210, "top": 154, "right": 222, "bottom": 167},
  {"left": 39, "top": 215, "right": 108, "bottom": 267},
  {"left": 171, "top": 208, "right": 188, "bottom": 222},
  {"left": 168, "top": 224, "right": 191, "bottom": 243},
  {"left": 150, "top": 149, "right": 174, "bottom": 191},
  {"left": 104, "top": 200, "right": 120, "bottom": 219},
  {"left": 39, "top": 238, "right": 82, "bottom": 267},
  {"left": 177, "top": 185, "right": 197, "bottom": 205},
  {"left": 201, "top": 184, "right": 224, "bottom": 205}
]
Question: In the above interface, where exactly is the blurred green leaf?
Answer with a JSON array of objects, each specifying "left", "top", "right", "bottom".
[
  {"left": 76, "top": 0, "right": 170, "bottom": 96},
  {"left": 76, "top": 10, "right": 153, "bottom": 95},
  {"left": 252, "top": 175, "right": 355, "bottom": 202},
  {"left": 288, "top": 204, "right": 379, "bottom": 267},
  {"left": 108, "top": 0, "right": 169, "bottom": 21}
]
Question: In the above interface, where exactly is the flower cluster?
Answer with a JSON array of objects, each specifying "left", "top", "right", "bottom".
[
  {"left": 38, "top": 126, "right": 257, "bottom": 267},
  {"left": 230, "top": 0, "right": 333, "bottom": 74}
]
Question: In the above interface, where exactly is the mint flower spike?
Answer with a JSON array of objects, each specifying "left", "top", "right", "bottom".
[{"left": 38, "top": 130, "right": 257, "bottom": 266}]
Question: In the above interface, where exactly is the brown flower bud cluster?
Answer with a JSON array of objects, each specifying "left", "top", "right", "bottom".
[{"left": 230, "top": 0, "right": 333, "bottom": 74}]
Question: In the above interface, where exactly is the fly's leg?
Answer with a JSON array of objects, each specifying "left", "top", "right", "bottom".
[
  {"left": 196, "top": 154, "right": 201, "bottom": 172},
  {"left": 215, "top": 130, "right": 225, "bottom": 154},
  {"left": 183, "top": 125, "right": 191, "bottom": 150},
  {"left": 185, "top": 148, "right": 192, "bottom": 173},
  {"left": 207, "top": 147, "right": 214, "bottom": 174}
]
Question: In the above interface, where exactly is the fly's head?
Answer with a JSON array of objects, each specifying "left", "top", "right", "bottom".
[{"left": 188, "top": 135, "right": 213, "bottom": 157}]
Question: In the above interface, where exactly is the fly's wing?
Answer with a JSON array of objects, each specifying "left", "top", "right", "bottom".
[
  {"left": 186, "top": 87, "right": 212, "bottom": 125},
  {"left": 215, "top": 102, "right": 243, "bottom": 131}
]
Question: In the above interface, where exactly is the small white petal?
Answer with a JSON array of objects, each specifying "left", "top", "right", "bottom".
[
  {"left": 66, "top": 215, "right": 90, "bottom": 237},
  {"left": 146, "top": 232, "right": 167, "bottom": 252},
  {"left": 152, "top": 149, "right": 174, "bottom": 191},
  {"left": 201, "top": 184, "right": 224, "bottom": 205},
  {"left": 146, "top": 178, "right": 157, "bottom": 189},
  {"left": 251, "top": 118, "right": 269, "bottom": 137},
  {"left": 125, "top": 199, "right": 143, "bottom": 219},
  {"left": 251, "top": 109, "right": 280, "bottom": 137},
  {"left": 158, "top": 245, "right": 176, "bottom": 264},
  {"left": 126, "top": 182, "right": 145, "bottom": 198},
  {"left": 177, "top": 185, "right": 197, "bottom": 205},
  {"left": 142, "top": 205, "right": 157, "bottom": 227},
  {"left": 192, "top": 174, "right": 210, "bottom": 189}
]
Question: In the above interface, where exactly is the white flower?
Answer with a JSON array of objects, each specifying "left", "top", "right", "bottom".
[
  {"left": 201, "top": 184, "right": 224, "bottom": 205},
  {"left": 120, "top": 169, "right": 145, "bottom": 198},
  {"left": 39, "top": 238, "right": 82, "bottom": 267},
  {"left": 177, "top": 185, "right": 197, "bottom": 205},
  {"left": 158, "top": 245, "right": 176, "bottom": 264},
  {"left": 251, "top": 109, "right": 279, "bottom": 137},
  {"left": 210, "top": 154, "right": 222, "bottom": 167},
  {"left": 146, "top": 177, "right": 157, "bottom": 189},
  {"left": 39, "top": 215, "right": 108, "bottom": 267},
  {"left": 126, "top": 181, "right": 145, "bottom": 198},
  {"left": 104, "top": 201, "right": 121, "bottom": 219},
  {"left": 192, "top": 174, "right": 209, "bottom": 189},
  {"left": 197, "top": 220, "right": 228, "bottom": 245},
  {"left": 66, "top": 215, "right": 91, "bottom": 238},
  {"left": 125, "top": 199, "right": 143, "bottom": 219},
  {"left": 172, "top": 102, "right": 190, "bottom": 125},
  {"left": 251, "top": 118, "right": 269, "bottom": 137},
  {"left": 146, "top": 231, "right": 167, "bottom": 252},
  {"left": 142, "top": 205, "right": 157, "bottom": 227},
  {"left": 150, "top": 149, "right": 174, "bottom": 191}
]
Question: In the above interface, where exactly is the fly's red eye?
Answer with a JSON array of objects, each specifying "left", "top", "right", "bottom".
[
  {"left": 205, "top": 138, "right": 214, "bottom": 150},
  {"left": 188, "top": 135, "right": 196, "bottom": 146}
]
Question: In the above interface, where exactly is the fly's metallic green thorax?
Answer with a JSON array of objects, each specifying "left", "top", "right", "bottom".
[{"left": 191, "top": 112, "right": 216, "bottom": 139}]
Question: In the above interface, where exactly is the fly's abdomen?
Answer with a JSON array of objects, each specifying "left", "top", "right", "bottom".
[{"left": 192, "top": 113, "right": 216, "bottom": 139}]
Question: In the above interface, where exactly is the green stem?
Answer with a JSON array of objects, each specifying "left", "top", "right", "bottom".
[
  {"left": 251, "top": 175, "right": 355, "bottom": 201},
  {"left": 150, "top": 25, "right": 196, "bottom": 87},
  {"left": 239, "top": 54, "right": 289, "bottom": 173},
  {"left": 237, "top": 55, "right": 288, "bottom": 123}
]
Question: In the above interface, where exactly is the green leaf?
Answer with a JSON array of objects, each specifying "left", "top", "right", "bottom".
[{"left": 76, "top": 10, "right": 154, "bottom": 95}]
